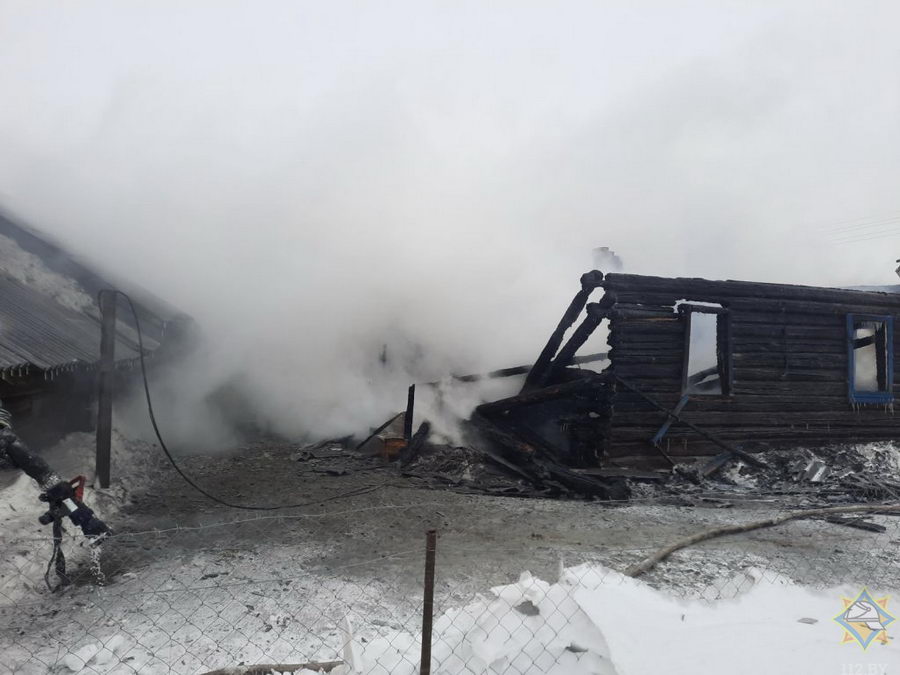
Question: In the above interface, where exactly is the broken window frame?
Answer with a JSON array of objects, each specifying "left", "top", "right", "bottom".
[
  {"left": 679, "top": 304, "right": 732, "bottom": 396},
  {"left": 846, "top": 313, "right": 894, "bottom": 404}
]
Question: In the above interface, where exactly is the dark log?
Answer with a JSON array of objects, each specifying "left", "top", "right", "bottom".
[
  {"left": 730, "top": 381, "right": 847, "bottom": 395},
  {"left": 422, "top": 352, "right": 608, "bottom": 386},
  {"left": 606, "top": 292, "right": 681, "bottom": 306},
  {"left": 602, "top": 273, "right": 900, "bottom": 309},
  {"left": 729, "top": 323, "right": 842, "bottom": 339},
  {"left": 611, "top": 317, "right": 684, "bottom": 332},
  {"left": 609, "top": 304, "right": 677, "bottom": 321},
  {"left": 540, "top": 303, "right": 608, "bottom": 386},
  {"left": 477, "top": 376, "right": 608, "bottom": 416},
  {"left": 732, "top": 353, "right": 847, "bottom": 367},
  {"left": 612, "top": 353, "right": 684, "bottom": 365},
  {"left": 613, "top": 364, "right": 684, "bottom": 379},
  {"left": 399, "top": 421, "right": 431, "bottom": 467},
  {"left": 728, "top": 311, "right": 843, "bottom": 326},
  {"left": 609, "top": 308, "right": 679, "bottom": 320},
  {"left": 522, "top": 270, "right": 604, "bottom": 392},
  {"left": 613, "top": 409, "right": 899, "bottom": 426},
  {"left": 731, "top": 368, "right": 845, "bottom": 382},
  {"left": 609, "top": 425, "right": 900, "bottom": 443},
  {"left": 404, "top": 384, "right": 415, "bottom": 442},
  {"left": 687, "top": 366, "right": 719, "bottom": 386},
  {"left": 730, "top": 339, "right": 847, "bottom": 354},
  {"left": 726, "top": 296, "right": 900, "bottom": 317},
  {"left": 612, "top": 393, "right": 858, "bottom": 412}
]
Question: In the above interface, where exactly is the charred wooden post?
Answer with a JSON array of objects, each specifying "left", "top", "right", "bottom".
[
  {"left": 404, "top": 384, "right": 415, "bottom": 443},
  {"left": 96, "top": 289, "right": 116, "bottom": 488},
  {"left": 400, "top": 421, "right": 431, "bottom": 467},
  {"left": 540, "top": 303, "right": 609, "bottom": 387},
  {"left": 522, "top": 270, "right": 604, "bottom": 392}
]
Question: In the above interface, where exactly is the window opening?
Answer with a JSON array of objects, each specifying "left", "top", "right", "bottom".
[
  {"left": 681, "top": 305, "right": 730, "bottom": 396},
  {"left": 848, "top": 314, "right": 893, "bottom": 403}
]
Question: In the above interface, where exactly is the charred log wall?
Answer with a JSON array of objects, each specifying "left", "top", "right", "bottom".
[{"left": 602, "top": 274, "right": 900, "bottom": 466}]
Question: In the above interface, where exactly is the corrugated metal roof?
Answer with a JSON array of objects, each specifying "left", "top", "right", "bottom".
[{"left": 0, "top": 274, "right": 160, "bottom": 374}]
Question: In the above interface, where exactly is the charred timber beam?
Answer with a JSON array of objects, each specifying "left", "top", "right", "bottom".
[
  {"left": 602, "top": 273, "right": 900, "bottom": 309},
  {"left": 400, "top": 421, "right": 431, "bottom": 467},
  {"left": 612, "top": 376, "right": 768, "bottom": 472},
  {"left": 477, "top": 374, "right": 608, "bottom": 416},
  {"left": 422, "top": 352, "right": 608, "bottom": 386},
  {"left": 687, "top": 367, "right": 719, "bottom": 386},
  {"left": 537, "top": 303, "right": 609, "bottom": 388},
  {"left": 726, "top": 297, "right": 900, "bottom": 316},
  {"left": 522, "top": 270, "right": 604, "bottom": 393}
]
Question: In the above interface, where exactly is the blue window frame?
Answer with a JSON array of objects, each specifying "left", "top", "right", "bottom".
[{"left": 847, "top": 314, "right": 894, "bottom": 404}]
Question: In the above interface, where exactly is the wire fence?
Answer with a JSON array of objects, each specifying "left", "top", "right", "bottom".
[{"left": 2, "top": 497, "right": 899, "bottom": 675}]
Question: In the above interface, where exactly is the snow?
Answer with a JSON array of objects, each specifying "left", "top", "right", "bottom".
[
  {"left": 4, "top": 433, "right": 900, "bottom": 673},
  {"left": 0, "top": 232, "right": 95, "bottom": 314},
  {"left": 328, "top": 564, "right": 900, "bottom": 675}
]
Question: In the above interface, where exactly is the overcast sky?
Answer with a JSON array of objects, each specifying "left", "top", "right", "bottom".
[{"left": 2, "top": 1, "right": 900, "bottom": 439}]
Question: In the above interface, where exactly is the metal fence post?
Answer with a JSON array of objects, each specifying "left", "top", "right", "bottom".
[{"left": 420, "top": 529, "right": 437, "bottom": 675}]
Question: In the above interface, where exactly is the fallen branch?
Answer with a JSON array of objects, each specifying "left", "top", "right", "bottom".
[{"left": 625, "top": 503, "right": 900, "bottom": 578}]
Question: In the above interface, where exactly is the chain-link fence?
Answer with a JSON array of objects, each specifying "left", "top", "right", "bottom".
[{"left": 2, "top": 494, "right": 899, "bottom": 674}]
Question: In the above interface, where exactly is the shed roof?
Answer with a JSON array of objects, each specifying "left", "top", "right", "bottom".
[
  {"left": 0, "top": 275, "right": 158, "bottom": 375},
  {"left": 0, "top": 210, "right": 177, "bottom": 376}
]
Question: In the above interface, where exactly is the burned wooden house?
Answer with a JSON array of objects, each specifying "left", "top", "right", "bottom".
[{"left": 476, "top": 270, "right": 900, "bottom": 474}]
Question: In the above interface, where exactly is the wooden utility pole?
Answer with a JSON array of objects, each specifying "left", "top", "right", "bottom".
[{"left": 96, "top": 289, "right": 116, "bottom": 488}]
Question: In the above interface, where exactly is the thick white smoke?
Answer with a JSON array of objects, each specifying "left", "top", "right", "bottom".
[{"left": 1, "top": 1, "right": 899, "bottom": 446}]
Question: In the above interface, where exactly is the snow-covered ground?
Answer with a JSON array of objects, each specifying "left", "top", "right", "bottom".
[
  {"left": 3, "top": 433, "right": 900, "bottom": 673},
  {"left": 6, "top": 559, "right": 899, "bottom": 674}
]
